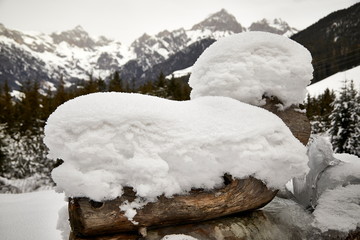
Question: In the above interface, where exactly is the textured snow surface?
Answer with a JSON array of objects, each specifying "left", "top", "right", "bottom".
[
  {"left": 306, "top": 65, "right": 360, "bottom": 97},
  {"left": 189, "top": 32, "right": 313, "bottom": 108},
  {"left": 0, "top": 190, "right": 66, "bottom": 240},
  {"left": 313, "top": 184, "right": 360, "bottom": 232},
  {"left": 161, "top": 234, "right": 199, "bottom": 240},
  {"left": 44, "top": 92, "right": 308, "bottom": 202}
]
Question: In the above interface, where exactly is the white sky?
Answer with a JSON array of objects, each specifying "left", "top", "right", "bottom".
[{"left": 0, "top": 0, "right": 358, "bottom": 45}]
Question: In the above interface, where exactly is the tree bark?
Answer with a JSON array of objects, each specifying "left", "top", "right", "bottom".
[
  {"left": 261, "top": 97, "right": 311, "bottom": 145},
  {"left": 69, "top": 177, "right": 277, "bottom": 238}
]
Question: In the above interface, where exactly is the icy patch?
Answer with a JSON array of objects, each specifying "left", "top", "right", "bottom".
[
  {"left": 45, "top": 93, "right": 308, "bottom": 205},
  {"left": 189, "top": 32, "right": 313, "bottom": 108},
  {"left": 313, "top": 184, "right": 360, "bottom": 232}
]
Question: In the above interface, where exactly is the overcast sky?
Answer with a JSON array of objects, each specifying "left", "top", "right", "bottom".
[{"left": 0, "top": 0, "right": 358, "bottom": 45}]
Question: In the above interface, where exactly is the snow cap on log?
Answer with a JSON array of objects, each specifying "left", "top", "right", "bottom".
[
  {"left": 189, "top": 31, "right": 313, "bottom": 109},
  {"left": 44, "top": 93, "right": 308, "bottom": 202}
]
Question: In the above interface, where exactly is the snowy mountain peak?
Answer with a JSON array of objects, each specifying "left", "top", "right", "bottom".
[
  {"left": 249, "top": 18, "right": 298, "bottom": 37},
  {"left": 50, "top": 25, "right": 96, "bottom": 49},
  {"left": 191, "top": 9, "right": 245, "bottom": 33}
]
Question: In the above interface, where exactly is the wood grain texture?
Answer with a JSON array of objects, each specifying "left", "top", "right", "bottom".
[{"left": 69, "top": 177, "right": 277, "bottom": 238}]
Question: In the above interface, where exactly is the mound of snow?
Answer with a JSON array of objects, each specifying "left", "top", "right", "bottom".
[
  {"left": 45, "top": 93, "right": 308, "bottom": 203},
  {"left": 189, "top": 32, "right": 313, "bottom": 108}
]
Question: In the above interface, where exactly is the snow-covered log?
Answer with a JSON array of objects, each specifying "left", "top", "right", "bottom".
[{"left": 69, "top": 176, "right": 277, "bottom": 237}]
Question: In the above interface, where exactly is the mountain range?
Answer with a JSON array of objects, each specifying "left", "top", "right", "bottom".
[
  {"left": 0, "top": 9, "right": 298, "bottom": 91},
  {"left": 1, "top": 3, "right": 359, "bottom": 92}
]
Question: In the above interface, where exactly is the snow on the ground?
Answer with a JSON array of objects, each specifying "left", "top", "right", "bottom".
[
  {"left": 0, "top": 190, "right": 66, "bottom": 240},
  {"left": 167, "top": 66, "right": 193, "bottom": 79},
  {"left": 313, "top": 184, "right": 360, "bottom": 232},
  {"left": 189, "top": 32, "right": 313, "bottom": 108},
  {"left": 161, "top": 234, "right": 199, "bottom": 240},
  {"left": 44, "top": 93, "right": 308, "bottom": 210},
  {"left": 306, "top": 65, "right": 360, "bottom": 97}
]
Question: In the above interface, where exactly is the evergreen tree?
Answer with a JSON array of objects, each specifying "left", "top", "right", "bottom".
[
  {"left": 96, "top": 77, "right": 107, "bottom": 92},
  {"left": 108, "top": 71, "right": 123, "bottom": 92},
  {"left": 0, "top": 80, "right": 14, "bottom": 129},
  {"left": 156, "top": 72, "right": 166, "bottom": 88},
  {"left": 18, "top": 80, "right": 42, "bottom": 132},
  {"left": 329, "top": 80, "right": 359, "bottom": 156},
  {"left": 54, "top": 77, "right": 68, "bottom": 106},
  {"left": 0, "top": 124, "right": 8, "bottom": 175},
  {"left": 319, "top": 88, "right": 336, "bottom": 129},
  {"left": 81, "top": 74, "right": 99, "bottom": 94}
]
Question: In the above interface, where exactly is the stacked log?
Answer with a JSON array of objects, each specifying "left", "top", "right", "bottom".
[{"left": 69, "top": 177, "right": 277, "bottom": 238}]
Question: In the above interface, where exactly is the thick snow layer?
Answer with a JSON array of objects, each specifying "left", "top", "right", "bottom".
[
  {"left": 306, "top": 66, "right": 360, "bottom": 97},
  {"left": 189, "top": 32, "right": 313, "bottom": 108},
  {"left": 313, "top": 184, "right": 360, "bottom": 232},
  {"left": 45, "top": 92, "right": 308, "bottom": 203},
  {"left": 0, "top": 190, "right": 66, "bottom": 240}
]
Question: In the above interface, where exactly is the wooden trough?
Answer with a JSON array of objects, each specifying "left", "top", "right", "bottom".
[{"left": 68, "top": 97, "right": 311, "bottom": 239}]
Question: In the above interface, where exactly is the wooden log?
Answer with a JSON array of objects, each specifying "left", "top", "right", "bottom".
[
  {"left": 260, "top": 97, "right": 311, "bottom": 145},
  {"left": 69, "top": 211, "right": 279, "bottom": 240},
  {"left": 69, "top": 176, "right": 277, "bottom": 238},
  {"left": 69, "top": 199, "right": 360, "bottom": 240}
]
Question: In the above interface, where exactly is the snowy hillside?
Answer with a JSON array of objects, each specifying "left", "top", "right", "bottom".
[{"left": 306, "top": 65, "right": 360, "bottom": 97}]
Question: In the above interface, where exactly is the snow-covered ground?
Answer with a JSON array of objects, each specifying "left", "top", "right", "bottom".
[
  {"left": 306, "top": 65, "right": 360, "bottom": 97},
  {"left": 0, "top": 190, "right": 66, "bottom": 240}
]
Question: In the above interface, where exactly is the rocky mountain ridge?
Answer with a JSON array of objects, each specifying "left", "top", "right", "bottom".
[{"left": 0, "top": 9, "right": 298, "bottom": 91}]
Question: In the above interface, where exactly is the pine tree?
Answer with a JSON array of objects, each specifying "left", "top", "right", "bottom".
[
  {"left": 108, "top": 71, "right": 123, "bottom": 92},
  {"left": 319, "top": 88, "right": 336, "bottom": 127},
  {"left": 0, "top": 124, "right": 8, "bottom": 175},
  {"left": 18, "top": 80, "right": 42, "bottom": 132},
  {"left": 96, "top": 77, "right": 107, "bottom": 92},
  {"left": 0, "top": 80, "right": 15, "bottom": 129},
  {"left": 329, "top": 80, "right": 359, "bottom": 156}
]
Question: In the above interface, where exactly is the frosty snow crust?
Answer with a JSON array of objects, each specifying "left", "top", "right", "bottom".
[
  {"left": 189, "top": 32, "right": 313, "bottom": 108},
  {"left": 45, "top": 92, "right": 308, "bottom": 202}
]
